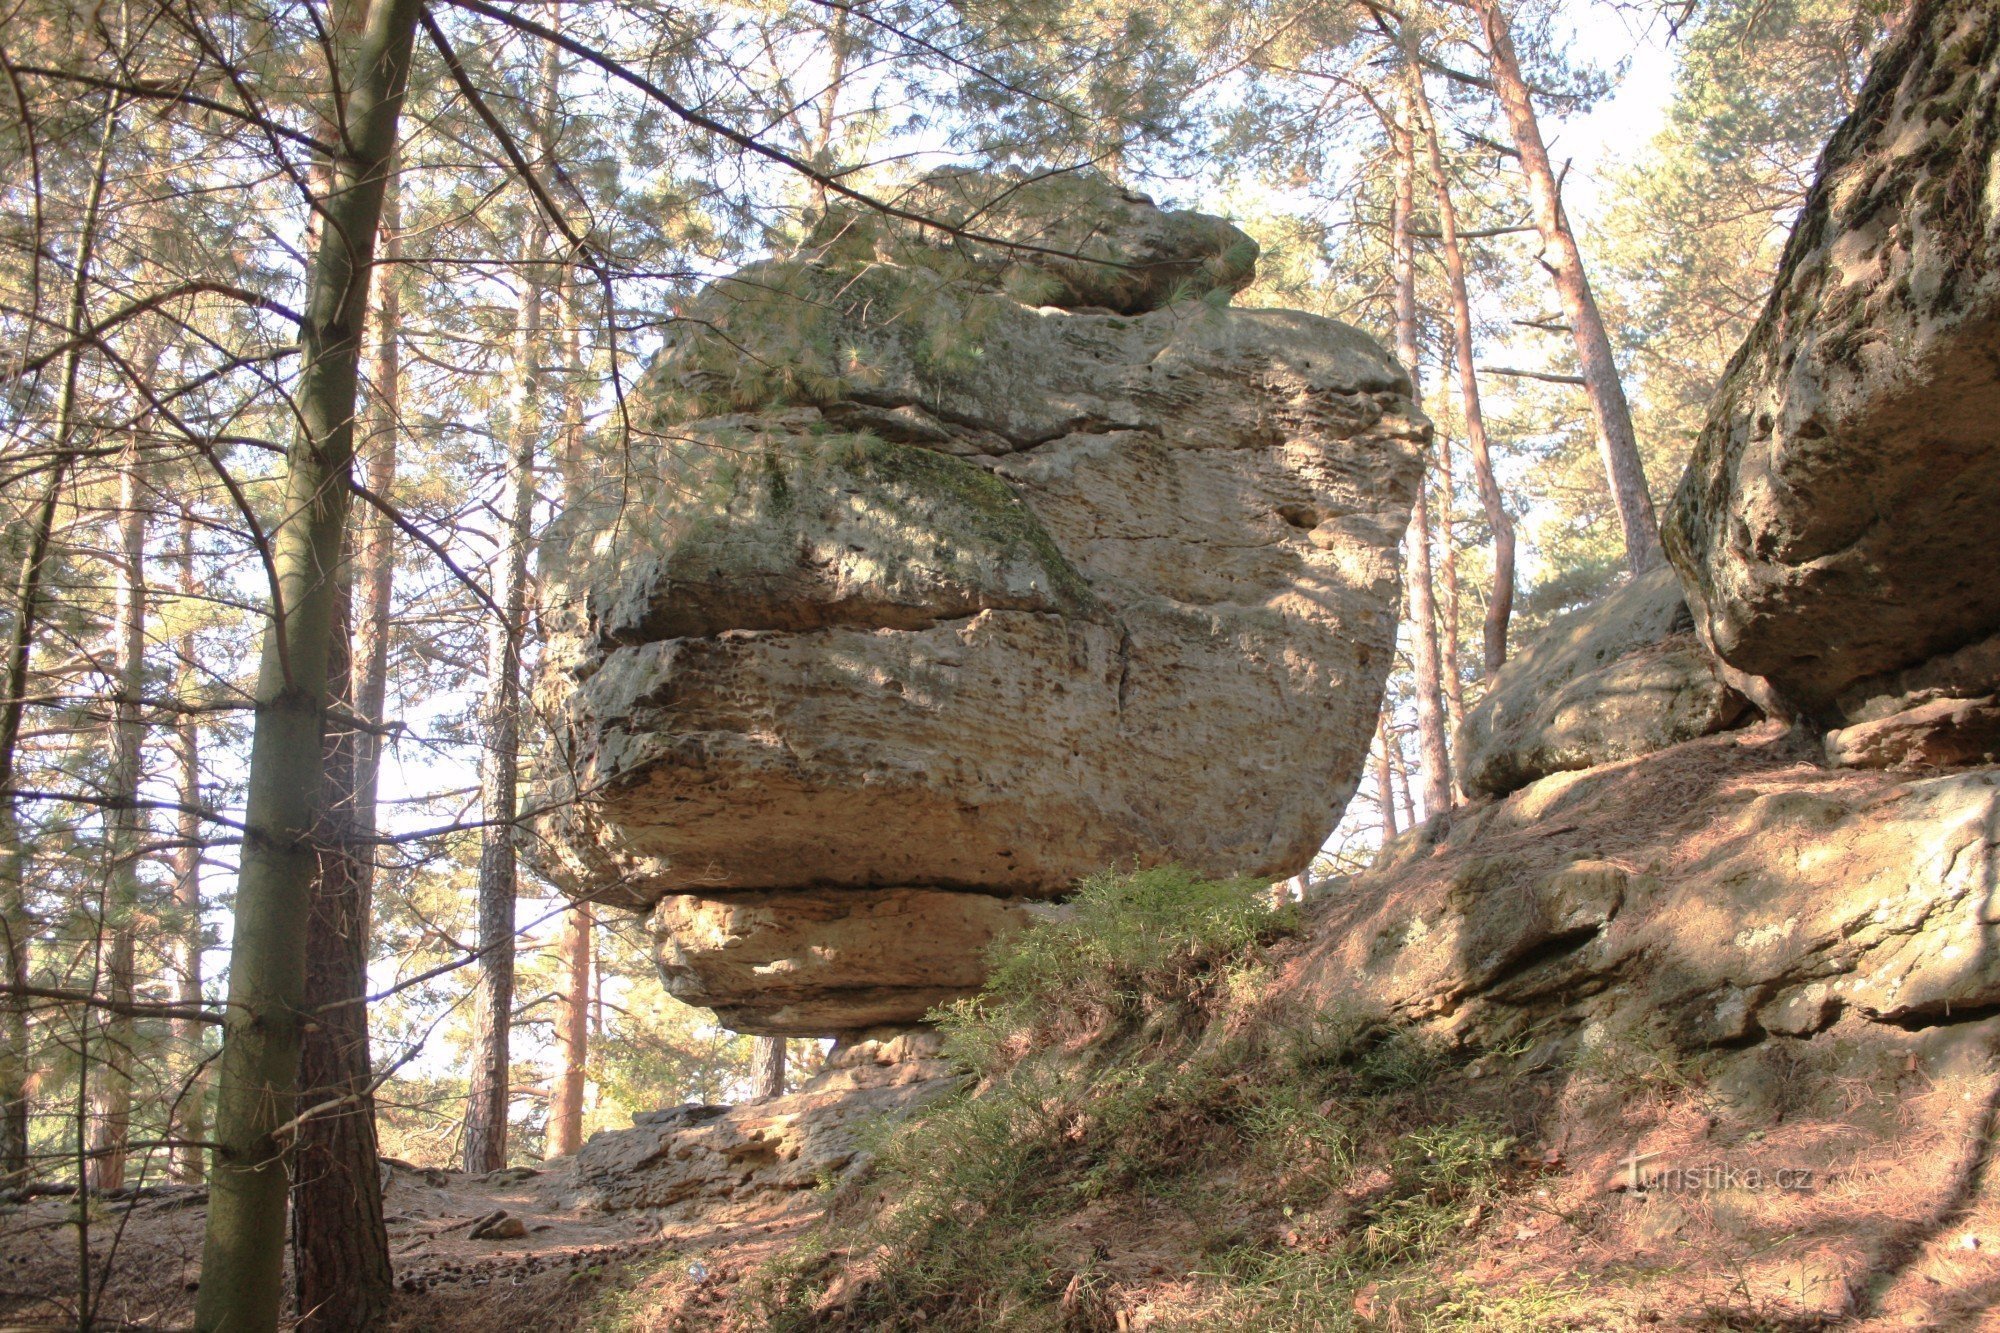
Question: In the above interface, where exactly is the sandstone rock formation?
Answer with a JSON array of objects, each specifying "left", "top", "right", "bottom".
[
  {"left": 1307, "top": 726, "right": 2000, "bottom": 1048},
  {"left": 649, "top": 891, "right": 1055, "bottom": 1036},
  {"left": 531, "top": 171, "right": 1428, "bottom": 1032},
  {"left": 1664, "top": 0, "right": 2000, "bottom": 730},
  {"left": 1455, "top": 567, "right": 1749, "bottom": 798}
]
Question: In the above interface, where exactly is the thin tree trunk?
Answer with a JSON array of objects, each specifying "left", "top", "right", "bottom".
[
  {"left": 752, "top": 1037, "right": 786, "bottom": 1102},
  {"left": 1411, "top": 62, "right": 1516, "bottom": 673},
  {"left": 292, "top": 562, "right": 393, "bottom": 1332},
  {"left": 1374, "top": 712, "right": 1399, "bottom": 843},
  {"left": 1406, "top": 492, "right": 1453, "bottom": 821},
  {"left": 1387, "top": 728, "right": 1418, "bottom": 831},
  {"left": 1390, "top": 101, "right": 1453, "bottom": 822},
  {"left": 463, "top": 228, "right": 546, "bottom": 1175},
  {"left": 352, "top": 166, "right": 401, "bottom": 874},
  {"left": 194, "top": 0, "right": 421, "bottom": 1324},
  {"left": 170, "top": 514, "right": 205, "bottom": 1185},
  {"left": 545, "top": 905, "right": 590, "bottom": 1157},
  {"left": 86, "top": 437, "right": 151, "bottom": 1193},
  {"left": 1471, "top": 0, "right": 1662, "bottom": 574},
  {"left": 0, "top": 93, "right": 121, "bottom": 1188},
  {"left": 1436, "top": 438, "right": 1465, "bottom": 737}
]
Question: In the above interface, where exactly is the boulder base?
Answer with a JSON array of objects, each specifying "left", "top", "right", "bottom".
[
  {"left": 649, "top": 890, "right": 1048, "bottom": 1036},
  {"left": 560, "top": 1029, "right": 960, "bottom": 1216}
]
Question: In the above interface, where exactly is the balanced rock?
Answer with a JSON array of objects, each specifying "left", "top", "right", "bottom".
[
  {"left": 531, "top": 170, "right": 1428, "bottom": 1032},
  {"left": 1456, "top": 567, "right": 1749, "bottom": 798},
  {"left": 1664, "top": 0, "right": 2000, "bottom": 725}
]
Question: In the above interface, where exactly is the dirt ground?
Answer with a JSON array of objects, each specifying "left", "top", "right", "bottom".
[{"left": 0, "top": 1159, "right": 812, "bottom": 1331}]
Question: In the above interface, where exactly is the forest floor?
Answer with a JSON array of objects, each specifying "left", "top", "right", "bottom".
[{"left": 0, "top": 1158, "right": 800, "bottom": 1331}]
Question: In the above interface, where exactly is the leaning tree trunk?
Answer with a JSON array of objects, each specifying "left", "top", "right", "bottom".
[
  {"left": 753, "top": 1037, "right": 787, "bottom": 1102},
  {"left": 1410, "top": 59, "right": 1516, "bottom": 674},
  {"left": 86, "top": 435, "right": 152, "bottom": 1193},
  {"left": 194, "top": 0, "right": 422, "bottom": 1325},
  {"left": 291, "top": 564, "right": 393, "bottom": 1331},
  {"left": 463, "top": 228, "right": 546, "bottom": 1175},
  {"left": 1471, "top": 0, "right": 1663, "bottom": 574},
  {"left": 1390, "top": 103, "right": 1455, "bottom": 822}
]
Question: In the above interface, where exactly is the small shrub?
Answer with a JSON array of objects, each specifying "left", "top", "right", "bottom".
[
  {"left": 739, "top": 868, "right": 1529, "bottom": 1331},
  {"left": 940, "top": 866, "right": 1291, "bottom": 1068}
]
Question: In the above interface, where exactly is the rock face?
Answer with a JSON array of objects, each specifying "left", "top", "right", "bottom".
[
  {"left": 1455, "top": 568, "right": 1749, "bottom": 798},
  {"left": 1304, "top": 726, "right": 2000, "bottom": 1052},
  {"left": 1664, "top": 0, "right": 2000, "bottom": 725},
  {"left": 531, "top": 172, "right": 1428, "bottom": 1032}
]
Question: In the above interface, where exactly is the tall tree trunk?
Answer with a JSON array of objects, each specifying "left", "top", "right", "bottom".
[
  {"left": 545, "top": 905, "right": 590, "bottom": 1157},
  {"left": 194, "top": 0, "right": 421, "bottom": 1325},
  {"left": 1406, "top": 493, "right": 1453, "bottom": 822},
  {"left": 752, "top": 1037, "right": 786, "bottom": 1103},
  {"left": 1471, "top": 0, "right": 1663, "bottom": 574},
  {"left": 170, "top": 513, "right": 205, "bottom": 1185},
  {"left": 463, "top": 230, "right": 546, "bottom": 1175},
  {"left": 0, "top": 93, "right": 121, "bottom": 1188},
  {"left": 1411, "top": 62, "right": 1516, "bottom": 674},
  {"left": 1374, "top": 712, "right": 1399, "bottom": 843},
  {"left": 86, "top": 437, "right": 151, "bottom": 1193},
  {"left": 1390, "top": 102, "right": 1454, "bottom": 822},
  {"left": 352, "top": 166, "right": 401, "bottom": 878},
  {"left": 292, "top": 564, "right": 393, "bottom": 1331},
  {"left": 291, "top": 156, "right": 404, "bottom": 1333}
]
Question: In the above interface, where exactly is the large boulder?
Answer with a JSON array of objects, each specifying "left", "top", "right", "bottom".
[
  {"left": 1664, "top": 0, "right": 2000, "bottom": 725},
  {"left": 1456, "top": 568, "right": 1749, "bottom": 798},
  {"left": 531, "top": 172, "right": 1427, "bottom": 1032}
]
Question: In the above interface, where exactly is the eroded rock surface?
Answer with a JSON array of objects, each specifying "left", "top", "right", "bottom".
[
  {"left": 532, "top": 171, "right": 1427, "bottom": 1031},
  {"left": 649, "top": 891, "right": 1055, "bottom": 1036},
  {"left": 1664, "top": 0, "right": 2000, "bottom": 724},
  {"left": 559, "top": 1029, "right": 960, "bottom": 1217},
  {"left": 1304, "top": 726, "right": 2000, "bottom": 1048},
  {"left": 1455, "top": 568, "right": 1749, "bottom": 798}
]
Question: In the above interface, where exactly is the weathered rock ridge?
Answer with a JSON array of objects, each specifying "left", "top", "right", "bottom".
[
  {"left": 558, "top": 1029, "right": 959, "bottom": 1217},
  {"left": 1665, "top": 0, "right": 2000, "bottom": 731},
  {"left": 1315, "top": 727, "right": 2000, "bottom": 1046},
  {"left": 1456, "top": 567, "right": 1750, "bottom": 798},
  {"left": 532, "top": 172, "right": 1428, "bottom": 1032}
]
